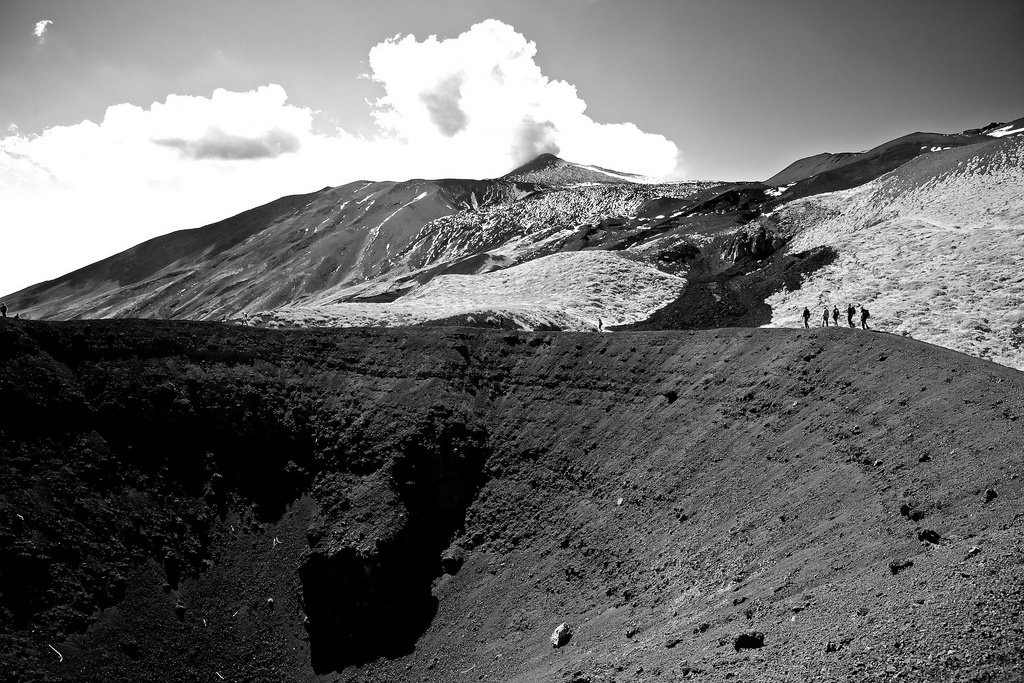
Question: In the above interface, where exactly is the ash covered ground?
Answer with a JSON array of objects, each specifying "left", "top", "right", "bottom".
[{"left": 2, "top": 318, "right": 1023, "bottom": 682}]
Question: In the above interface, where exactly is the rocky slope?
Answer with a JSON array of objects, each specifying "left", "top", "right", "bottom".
[
  {"left": 762, "top": 134, "right": 1024, "bottom": 370},
  {"left": 764, "top": 115, "right": 1024, "bottom": 195},
  {"left": 3, "top": 177, "right": 539, "bottom": 321},
  {"left": 2, "top": 318, "right": 1023, "bottom": 682}
]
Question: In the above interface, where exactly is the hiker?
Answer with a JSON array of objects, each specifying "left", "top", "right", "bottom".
[
  {"left": 860, "top": 306, "right": 870, "bottom": 330},
  {"left": 822, "top": 307, "right": 830, "bottom": 327},
  {"left": 597, "top": 317, "right": 603, "bottom": 332},
  {"left": 847, "top": 303, "right": 856, "bottom": 328},
  {"left": 832, "top": 305, "right": 840, "bottom": 327},
  {"left": 0, "top": 302, "right": 6, "bottom": 318},
  {"left": 802, "top": 307, "right": 811, "bottom": 329}
]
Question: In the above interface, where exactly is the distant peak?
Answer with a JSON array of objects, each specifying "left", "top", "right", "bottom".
[
  {"left": 501, "top": 153, "right": 651, "bottom": 185},
  {"left": 532, "top": 152, "right": 563, "bottom": 164},
  {"left": 502, "top": 153, "right": 566, "bottom": 179}
]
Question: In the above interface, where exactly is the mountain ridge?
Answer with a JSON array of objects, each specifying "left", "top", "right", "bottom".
[{"left": 3, "top": 115, "right": 1022, "bottom": 371}]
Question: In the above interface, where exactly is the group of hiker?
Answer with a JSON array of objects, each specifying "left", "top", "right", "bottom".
[{"left": 802, "top": 303, "right": 870, "bottom": 330}]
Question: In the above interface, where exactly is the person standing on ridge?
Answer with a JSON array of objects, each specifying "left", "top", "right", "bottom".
[
  {"left": 832, "top": 305, "right": 840, "bottom": 327},
  {"left": 860, "top": 306, "right": 870, "bottom": 330},
  {"left": 847, "top": 303, "right": 856, "bottom": 328},
  {"left": 597, "top": 317, "right": 603, "bottom": 332},
  {"left": 802, "top": 307, "right": 811, "bottom": 329},
  {"left": 0, "top": 302, "right": 6, "bottom": 318},
  {"left": 822, "top": 306, "right": 830, "bottom": 327}
]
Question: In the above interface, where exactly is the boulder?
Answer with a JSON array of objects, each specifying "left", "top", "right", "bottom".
[
  {"left": 551, "top": 622, "right": 572, "bottom": 648},
  {"left": 889, "top": 559, "right": 914, "bottom": 575},
  {"left": 733, "top": 631, "right": 765, "bottom": 651},
  {"left": 440, "top": 546, "right": 465, "bottom": 575}
]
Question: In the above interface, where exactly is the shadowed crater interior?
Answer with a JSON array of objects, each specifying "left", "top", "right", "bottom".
[{"left": 298, "top": 406, "right": 490, "bottom": 672}]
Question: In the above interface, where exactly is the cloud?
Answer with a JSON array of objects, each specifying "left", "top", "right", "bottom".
[
  {"left": 0, "top": 20, "right": 683, "bottom": 295},
  {"left": 34, "top": 20, "right": 52, "bottom": 42},
  {"left": 367, "top": 19, "right": 679, "bottom": 177},
  {"left": 6, "top": 123, "right": 17, "bottom": 133},
  {"left": 419, "top": 74, "right": 469, "bottom": 137},
  {"left": 153, "top": 126, "right": 301, "bottom": 160}
]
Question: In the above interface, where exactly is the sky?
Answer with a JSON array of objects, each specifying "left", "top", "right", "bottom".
[{"left": 1, "top": 0, "right": 1022, "bottom": 296}]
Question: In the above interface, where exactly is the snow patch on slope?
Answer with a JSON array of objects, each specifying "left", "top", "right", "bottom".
[
  {"left": 576, "top": 164, "right": 657, "bottom": 184},
  {"left": 261, "top": 251, "right": 686, "bottom": 331},
  {"left": 987, "top": 125, "right": 1024, "bottom": 138},
  {"left": 764, "top": 138, "right": 1024, "bottom": 370}
]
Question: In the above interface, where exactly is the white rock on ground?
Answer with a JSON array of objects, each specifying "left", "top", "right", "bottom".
[{"left": 551, "top": 623, "right": 572, "bottom": 648}]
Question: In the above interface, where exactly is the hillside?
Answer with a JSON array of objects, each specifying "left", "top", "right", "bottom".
[
  {"left": 762, "top": 134, "right": 1024, "bottom": 370},
  {"left": 763, "top": 132, "right": 991, "bottom": 202},
  {"left": 763, "top": 115, "right": 1024, "bottom": 192},
  {"left": 2, "top": 318, "right": 1023, "bottom": 682},
  {"left": 1, "top": 177, "right": 538, "bottom": 321},
  {"left": 6, "top": 189, "right": 328, "bottom": 316}
]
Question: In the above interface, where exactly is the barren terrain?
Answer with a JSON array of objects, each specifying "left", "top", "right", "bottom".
[
  {"left": 2, "top": 318, "right": 1023, "bottom": 682},
  {"left": 764, "top": 135, "right": 1024, "bottom": 370}
]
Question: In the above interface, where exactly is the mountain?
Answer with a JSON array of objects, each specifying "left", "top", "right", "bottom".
[
  {"left": 502, "top": 152, "right": 654, "bottom": 185},
  {"left": 3, "top": 116, "right": 1023, "bottom": 371},
  {"left": 1, "top": 163, "right": 718, "bottom": 324},
  {"left": 3, "top": 319, "right": 1023, "bottom": 681},
  {"left": 6, "top": 177, "right": 537, "bottom": 320},
  {"left": 764, "top": 115, "right": 1024, "bottom": 192},
  {"left": 762, "top": 132, "right": 985, "bottom": 192}
]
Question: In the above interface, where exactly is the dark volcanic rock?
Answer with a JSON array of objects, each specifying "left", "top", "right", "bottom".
[
  {"left": 734, "top": 631, "right": 765, "bottom": 651},
  {"left": 722, "top": 227, "right": 788, "bottom": 263},
  {"left": 299, "top": 406, "right": 491, "bottom": 670},
  {"left": 889, "top": 559, "right": 914, "bottom": 575},
  {"left": 621, "top": 244, "right": 838, "bottom": 330}
]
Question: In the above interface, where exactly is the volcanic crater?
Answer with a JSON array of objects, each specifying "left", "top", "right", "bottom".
[{"left": 2, "top": 318, "right": 1023, "bottom": 682}]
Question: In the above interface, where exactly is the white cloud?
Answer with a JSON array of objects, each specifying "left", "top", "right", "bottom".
[
  {"left": 0, "top": 20, "right": 683, "bottom": 296},
  {"left": 367, "top": 20, "right": 679, "bottom": 177},
  {"left": 6, "top": 123, "right": 17, "bottom": 133},
  {"left": 34, "top": 20, "right": 52, "bottom": 41}
]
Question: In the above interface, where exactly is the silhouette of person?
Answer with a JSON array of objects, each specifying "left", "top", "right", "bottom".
[
  {"left": 822, "top": 307, "right": 830, "bottom": 327},
  {"left": 802, "top": 307, "right": 811, "bottom": 329},
  {"left": 860, "top": 306, "right": 870, "bottom": 330},
  {"left": 847, "top": 303, "right": 856, "bottom": 328},
  {"left": 832, "top": 305, "right": 840, "bottom": 327},
  {"left": 597, "top": 317, "right": 603, "bottom": 332},
  {"left": 0, "top": 302, "right": 6, "bottom": 318}
]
